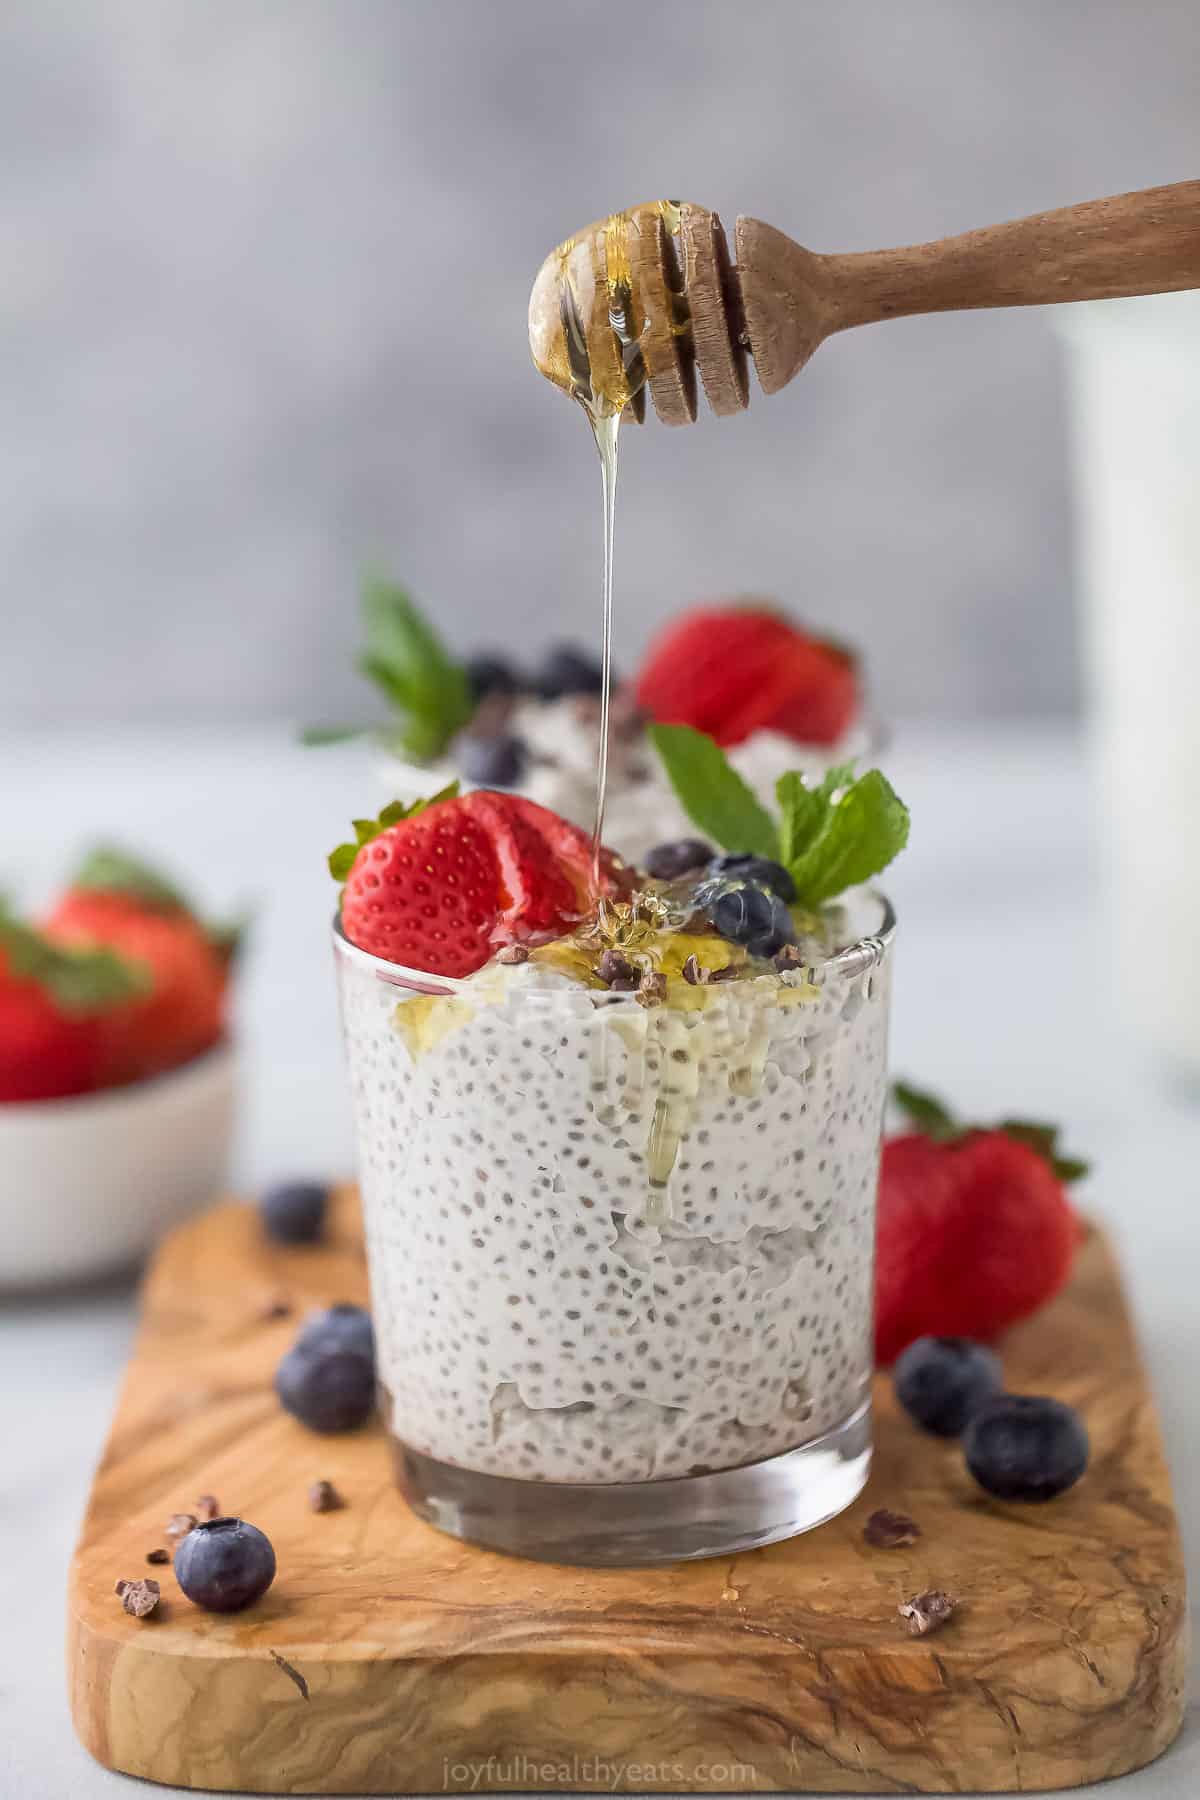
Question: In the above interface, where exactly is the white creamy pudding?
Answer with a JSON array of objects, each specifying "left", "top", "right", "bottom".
[{"left": 335, "top": 894, "right": 892, "bottom": 1485}]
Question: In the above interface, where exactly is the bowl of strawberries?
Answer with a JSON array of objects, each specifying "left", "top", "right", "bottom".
[{"left": 0, "top": 847, "right": 237, "bottom": 1290}]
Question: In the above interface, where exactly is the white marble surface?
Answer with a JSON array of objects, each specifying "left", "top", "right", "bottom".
[{"left": 1, "top": 722, "right": 1197, "bottom": 1798}]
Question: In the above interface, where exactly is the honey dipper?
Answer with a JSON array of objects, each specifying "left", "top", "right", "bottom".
[{"left": 528, "top": 183, "right": 1200, "bottom": 424}]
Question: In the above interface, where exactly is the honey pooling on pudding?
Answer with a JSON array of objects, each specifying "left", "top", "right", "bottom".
[{"left": 528, "top": 200, "right": 694, "bottom": 424}]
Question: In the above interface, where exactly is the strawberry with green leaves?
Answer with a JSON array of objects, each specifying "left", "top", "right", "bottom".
[
  {"left": 42, "top": 848, "right": 235, "bottom": 1083},
  {"left": 0, "top": 905, "right": 143, "bottom": 1102},
  {"left": 331, "top": 787, "right": 630, "bottom": 979},
  {"left": 875, "top": 1083, "right": 1087, "bottom": 1364}
]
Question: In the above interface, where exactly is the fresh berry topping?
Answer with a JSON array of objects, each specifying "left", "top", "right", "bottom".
[
  {"left": 707, "top": 853, "right": 797, "bottom": 903},
  {"left": 174, "top": 1518, "right": 277, "bottom": 1612},
  {"left": 534, "top": 643, "right": 608, "bottom": 700},
  {"left": 893, "top": 1337, "right": 1003, "bottom": 1437},
  {"left": 260, "top": 1180, "right": 330, "bottom": 1246},
  {"left": 335, "top": 791, "right": 628, "bottom": 979},
  {"left": 465, "top": 653, "right": 521, "bottom": 701},
  {"left": 875, "top": 1086, "right": 1083, "bottom": 1364},
  {"left": 963, "top": 1395, "right": 1089, "bottom": 1502},
  {"left": 706, "top": 884, "right": 795, "bottom": 958},
  {"left": 644, "top": 838, "right": 714, "bottom": 881},
  {"left": 275, "top": 1343, "right": 375, "bottom": 1432},
  {"left": 295, "top": 1303, "right": 374, "bottom": 1365},
  {"left": 459, "top": 732, "right": 528, "bottom": 788},
  {"left": 635, "top": 605, "right": 858, "bottom": 748}
]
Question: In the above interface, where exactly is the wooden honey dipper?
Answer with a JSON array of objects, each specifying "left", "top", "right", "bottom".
[{"left": 529, "top": 183, "right": 1200, "bottom": 425}]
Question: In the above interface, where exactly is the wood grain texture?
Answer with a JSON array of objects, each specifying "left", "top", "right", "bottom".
[{"left": 68, "top": 1191, "right": 1188, "bottom": 1793}]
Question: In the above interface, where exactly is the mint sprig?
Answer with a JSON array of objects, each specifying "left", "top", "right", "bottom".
[
  {"left": 328, "top": 783, "right": 460, "bottom": 882},
  {"left": 892, "top": 1081, "right": 1090, "bottom": 1183},
  {"left": 648, "top": 725, "right": 779, "bottom": 860},
  {"left": 0, "top": 902, "right": 146, "bottom": 1013},
  {"left": 305, "top": 579, "right": 474, "bottom": 763},
  {"left": 649, "top": 725, "right": 908, "bottom": 908}
]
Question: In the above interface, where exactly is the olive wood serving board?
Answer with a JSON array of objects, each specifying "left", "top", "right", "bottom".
[{"left": 69, "top": 1189, "right": 1187, "bottom": 1793}]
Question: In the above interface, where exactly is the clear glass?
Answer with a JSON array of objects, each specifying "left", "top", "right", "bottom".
[{"left": 334, "top": 892, "right": 894, "bottom": 1566}]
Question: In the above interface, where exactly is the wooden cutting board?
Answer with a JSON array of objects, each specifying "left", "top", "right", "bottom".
[{"left": 69, "top": 1189, "right": 1187, "bottom": 1794}]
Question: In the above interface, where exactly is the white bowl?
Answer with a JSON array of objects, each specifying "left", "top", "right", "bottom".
[{"left": 0, "top": 1043, "right": 236, "bottom": 1291}]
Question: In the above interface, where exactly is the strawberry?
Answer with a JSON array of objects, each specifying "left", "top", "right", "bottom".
[
  {"left": 333, "top": 788, "right": 629, "bottom": 979},
  {"left": 635, "top": 605, "right": 858, "bottom": 749},
  {"left": 42, "top": 848, "right": 231, "bottom": 1083},
  {"left": 0, "top": 906, "right": 142, "bottom": 1102},
  {"left": 875, "top": 1083, "right": 1085, "bottom": 1364}
]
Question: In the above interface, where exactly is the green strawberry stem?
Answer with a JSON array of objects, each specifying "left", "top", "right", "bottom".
[
  {"left": 891, "top": 1080, "right": 1089, "bottom": 1183},
  {"left": 328, "top": 784, "right": 460, "bottom": 883},
  {"left": 0, "top": 904, "right": 146, "bottom": 1013}
]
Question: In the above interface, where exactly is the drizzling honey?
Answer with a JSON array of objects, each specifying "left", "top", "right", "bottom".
[{"left": 528, "top": 202, "right": 694, "bottom": 897}]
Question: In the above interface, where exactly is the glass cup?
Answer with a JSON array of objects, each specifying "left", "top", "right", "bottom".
[{"left": 334, "top": 890, "right": 894, "bottom": 1566}]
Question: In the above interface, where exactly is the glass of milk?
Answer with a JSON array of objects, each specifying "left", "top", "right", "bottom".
[{"left": 1059, "top": 292, "right": 1200, "bottom": 1081}]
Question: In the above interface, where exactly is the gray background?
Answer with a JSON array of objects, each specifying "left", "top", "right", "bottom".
[{"left": 3, "top": 0, "right": 1197, "bottom": 728}]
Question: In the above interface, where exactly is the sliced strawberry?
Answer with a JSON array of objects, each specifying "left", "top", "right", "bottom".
[
  {"left": 460, "top": 791, "right": 582, "bottom": 935},
  {"left": 496, "top": 794, "right": 632, "bottom": 907},
  {"left": 340, "top": 799, "right": 506, "bottom": 977},
  {"left": 635, "top": 605, "right": 859, "bottom": 748}
]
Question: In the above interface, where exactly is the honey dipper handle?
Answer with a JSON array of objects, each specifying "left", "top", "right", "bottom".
[{"left": 822, "top": 181, "right": 1200, "bottom": 331}]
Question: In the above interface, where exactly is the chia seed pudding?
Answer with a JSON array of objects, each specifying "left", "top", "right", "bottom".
[{"left": 334, "top": 889, "right": 893, "bottom": 1487}]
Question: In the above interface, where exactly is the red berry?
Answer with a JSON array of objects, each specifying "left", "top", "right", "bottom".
[
  {"left": 875, "top": 1130, "right": 1077, "bottom": 1364},
  {"left": 0, "top": 954, "right": 104, "bottom": 1101},
  {"left": 339, "top": 793, "right": 631, "bottom": 979},
  {"left": 43, "top": 891, "right": 227, "bottom": 1083},
  {"left": 635, "top": 605, "right": 858, "bottom": 748}
]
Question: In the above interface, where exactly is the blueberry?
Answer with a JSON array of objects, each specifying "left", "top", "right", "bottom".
[
  {"left": 533, "top": 644, "right": 609, "bottom": 700},
  {"left": 465, "top": 654, "right": 520, "bottom": 701},
  {"left": 459, "top": 732, "right": 527, "bottom": 788},
  {"left": 708, "top": 853, "right": 797, "bottom": 903},
  {"left": 964, "top": 1395, "right": 1090, "bottom": 1502},
  {"left": 707, "top": 884, "right": 796, "bottom": 958},
  {"left": 174, "top": 1518, "right": 276, "bottom": 1613},
  {"left": 893, "top": 1337, "right": 1003, "bottom": 1437},
  {"left": 644, "top": 838, "right": 714, "bottom": 881},
  {"left": 275, "top": 1343, "right": 375, "bottom": 1432},
  {"left": 295, "top": 1303, "right": 375, "bottom": 1366},
  {"left": 260, "top": 1180, "right": 329, "bottom": 1245}
]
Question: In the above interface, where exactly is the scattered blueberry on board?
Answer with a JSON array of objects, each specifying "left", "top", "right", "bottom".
[
  {"left": 276, "top": 1303, "right": 376, "bottom": 1432},
  {"left": 174, "top": 1518, "right": 276, "bottom": 1613},
  {"left": 707, "top": 883, "right": 796, "bottom": 958},
  {"left": 707, "top": 853, "right": 797, "bottom": 903},
  {"left": 964, "top": 1395, "right": 1090, "bottom": 1502},
  {"left": 459, "top": 732, "right": 528, "bottom": 788},
  {"left": 295, "top": 1303, "right": 375, "bottom": 1365},
  {"left": 644, "top": 838, "right": 714, "bottom": 881},
  {"left": 893, "top": 1337, "right": 1003, "bottom": 1437},
  {"left": 260, "top": 1179, "right": 329, "bottom": 1246}
]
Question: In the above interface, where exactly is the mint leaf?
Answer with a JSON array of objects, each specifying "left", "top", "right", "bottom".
[
  {"left": 71, "top": 844, "right": 187, "bottom": 913},
  {"left": 648, "top": 725, "right": 778, "bottom": 859},
  {"left": 300, "top": 725, "right": 368, "bottom": 747},
  {"left": 786, "top": 769, "right": 909, "bottom": 907},
  {"left": 359, "top": 578, "right": 474, "bottom": 763},
  {"left": 1000, "top": 1119, "right": 1090, "bottom": 1184},
  {"left": 328, "top": 783, "right": 460, "bottom": 884},
  {"left": 892, "top": 1081, "right": 960, "bottom": 1141}
]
